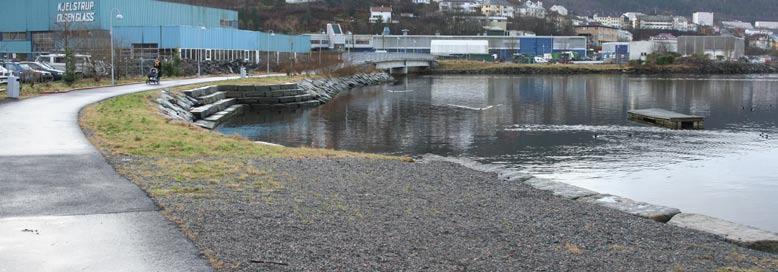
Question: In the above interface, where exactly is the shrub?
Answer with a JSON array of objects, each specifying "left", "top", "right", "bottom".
[{"left": 63, "top": 48, "right": 78, "bottom": 86}]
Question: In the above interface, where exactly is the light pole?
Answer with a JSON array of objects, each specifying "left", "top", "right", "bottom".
[
  {"left": 198, "top": 26, "right": 206, "bottom": 77},
  {"left": 110, "top": 8, "right": 123, "bottom": 86},
  {"left": 347, "top": 31, "right": 352, "bottom": 62},
  {"left": 266, "top": 30, "right": 274, "bottom": 74}
]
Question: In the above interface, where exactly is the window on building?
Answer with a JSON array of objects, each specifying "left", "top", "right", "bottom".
[{"left": 3, "top": 32, "right": 28, "bottom": 41}]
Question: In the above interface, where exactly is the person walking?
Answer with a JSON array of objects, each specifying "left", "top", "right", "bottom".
[{"left": 153, "top": 58, "right": 162, "bottom": 80}]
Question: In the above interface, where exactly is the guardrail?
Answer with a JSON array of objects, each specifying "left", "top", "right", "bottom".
[{"left": 345, "top": 52, "right": 436, "bottom": 64}]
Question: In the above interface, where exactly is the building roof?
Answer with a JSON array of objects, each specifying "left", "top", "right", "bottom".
[
  {"left": 638, "top": 15, "right": 673, "bottom": 22},
  {"left": 370, "top": 6, "right": 393, "bottom": 12},
  {"left": 484, "top": 0, "right": 512, "bottom": 6}
]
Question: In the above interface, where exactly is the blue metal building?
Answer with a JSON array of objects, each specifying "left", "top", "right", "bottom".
[{"left": 0, "top": 0, "right": 309, "bottom": 61}]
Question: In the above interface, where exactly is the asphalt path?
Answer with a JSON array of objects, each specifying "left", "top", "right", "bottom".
[{"left": 0, "top": 76, "right": 248, "bottom": 272}]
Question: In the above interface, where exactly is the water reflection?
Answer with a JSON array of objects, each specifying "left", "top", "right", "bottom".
[{"left": 219, "top": 74, "right": 778, "bottom": 231}]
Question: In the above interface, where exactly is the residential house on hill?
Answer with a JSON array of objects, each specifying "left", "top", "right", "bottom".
[
  {"left": 439, "top": 0, "right": 482, "bottom": 14},
  {"left": 370, "top": 6, "right": 393, "bottom": 24},
  {"left": 481, "top": 0, "right": 515, "bottom": 18},
  {"left": 517, "top": 1, "right": 546, "bottom": 19}
]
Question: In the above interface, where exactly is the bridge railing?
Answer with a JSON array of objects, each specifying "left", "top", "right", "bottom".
[{"left": 345, "top": 52, "right": 436, "bottom": 64}]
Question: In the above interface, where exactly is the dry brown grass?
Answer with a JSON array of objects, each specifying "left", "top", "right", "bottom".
[
  {"left": 563, "top": 242, "right": 584, "bottom": 255},
  {"left": 79, "top": 77, "right": 410, "bottom": 198}
]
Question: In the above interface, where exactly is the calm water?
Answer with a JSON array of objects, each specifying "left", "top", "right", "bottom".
[{"left": 219, "top": 74, "right": 778, "bottom": 232}]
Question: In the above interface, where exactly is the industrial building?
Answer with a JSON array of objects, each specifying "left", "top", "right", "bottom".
[
  {"left": 309, "top": 23, "right": 587, "bottom": 61},
  {"left": 0, "top": 0, "right": 309, "bottom": 62},
  {"left": 678, "top": 36, "right": 745, "bottom": 60}
]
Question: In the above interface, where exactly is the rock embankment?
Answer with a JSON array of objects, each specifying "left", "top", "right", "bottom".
[
  {"left": 298, "top": 73, "right": 394, "bottom": 104},
  {"left": 156, "top": 73, "right": 394, "bottom": 129}
]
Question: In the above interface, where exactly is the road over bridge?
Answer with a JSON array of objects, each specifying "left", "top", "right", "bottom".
[{"left": 346, "top": 52, "right": 436, "bottom": 74}]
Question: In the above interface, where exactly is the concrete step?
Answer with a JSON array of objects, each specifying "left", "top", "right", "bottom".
[
  {"left": 248, "top": 100, "right": 320, "bottom": 110},
  {"left": 190, "top": 98, "right": 236, "bottom": 119},
  {"left": 196, "top": 91, "right": 226, "bottom": 106},
  {"left": 182, "top": 86, "right": 219, "bottom": 98},
  {"left": 195, "top": 104, "right": 246, "bottom": 130},
  {"left": 240, "top": 94, "right": 317, "bottom": 105}
]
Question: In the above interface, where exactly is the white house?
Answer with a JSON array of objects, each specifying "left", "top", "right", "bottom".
[
  {"left": 413, "top": 0, "right": 431, "bottom": 4},
  {"left": 673, "top": 16, "right": 696, "bottom": 32},
  {"left": 622, "top": 12, "right": 644, "bottom": 29},
  {"left": 518, "top": 1, "right": 546, "bottom": 18},
  {"left": 692, "top": 12, "right": 714, "bottom": 27},
  {"left": 721, "top": 21, "right": 754, "bottom": 30},
  {"left": 439, "top": 0, "right": 482, "bottom": 14},
  {"left": 755, "top": 21, "right": 778, "bottom": 29},
  {"left": 637, "top": 15, "right": 674, "bottom": 30},
  {"left": 593, "top": 14, "right": 624, "bottom": 28},
  {"left": 481, "top": 0, "right": 515, "bottom": 18},
  {"left": 549, "top": 5, "right": 568, "bottom": 16},
  {"left": 370, "top": 6, "right": 393, "bottom": 24}
]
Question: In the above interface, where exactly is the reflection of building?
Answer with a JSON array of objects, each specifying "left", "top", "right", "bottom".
[
  {"left": 0, "top": 0, "right": 308, "bottom": 61},
  {"left": 678, "top": 36, "right": 745, "bottom": 60}
]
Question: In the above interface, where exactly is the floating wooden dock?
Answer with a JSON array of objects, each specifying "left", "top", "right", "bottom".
[{"left": 628, "top": 108, "right": 704, "bottom": 129}]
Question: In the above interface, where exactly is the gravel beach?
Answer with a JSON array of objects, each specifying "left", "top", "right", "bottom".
[{"left": 109, "top": 156, "right": 778, "bottom": 271}]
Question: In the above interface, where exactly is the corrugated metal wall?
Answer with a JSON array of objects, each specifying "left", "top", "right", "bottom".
[
  {"left": 0, "top": 0, "right": 238, "bottom": 32},
  {"left": 113, "top": 26, "right": 310, "bottom": 53},
  {"left": 519, "top": 37, "right": 553, "bottom": 56}
]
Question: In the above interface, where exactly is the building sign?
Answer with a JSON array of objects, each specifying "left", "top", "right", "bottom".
[{"left": 56, "top": 1, "right": 96, "bottom": 23}]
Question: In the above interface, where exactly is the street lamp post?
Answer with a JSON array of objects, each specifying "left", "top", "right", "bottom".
[
  {"left": 266, "top": 30, "right": 274, "bottom": 74},
  {"left": 110, "top": 8, "right": 123, "bottom": 86},
  {"left": 198, "top": 26, "right": 206, "bottom": 77}
]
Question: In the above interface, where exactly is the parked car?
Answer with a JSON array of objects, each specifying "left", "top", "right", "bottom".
[
  {"left": 1, "top": 62, "right": 53, "bottom": 83},
  {"left": 34, "top": 54, "right": 107, "bottom": 77},
  {"left": 21, "top": 61, "right": 64, "bottom": 81}
]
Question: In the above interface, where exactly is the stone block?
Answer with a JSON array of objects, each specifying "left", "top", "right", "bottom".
[
  {"left": 578, "top": 194, "right": 681, "bottom": 223},
  {"left": 524, "top": 178, "right": 598, "bottom": 200},
  {"left": 669, "top": 213, "right": 778, "bottom": 253}
]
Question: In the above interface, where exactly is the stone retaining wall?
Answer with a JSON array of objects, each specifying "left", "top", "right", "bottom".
[{"left": 156, "top": 72, "right": 394, "bottom": 129}]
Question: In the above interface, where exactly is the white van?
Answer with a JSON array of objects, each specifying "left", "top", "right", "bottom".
[
  {"left": 0, "top": 66, "right": 9, "bottom": 83},
  {"left": 34, "top": 54, "right": 106, "bottom": 76}
]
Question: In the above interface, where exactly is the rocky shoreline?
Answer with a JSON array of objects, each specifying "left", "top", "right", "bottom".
[
  {"left": 421, "top": 154, "right": 778, "bottom": 253},
  {"left": 106, "top": 154, "right": 778, "bottom": 271}
]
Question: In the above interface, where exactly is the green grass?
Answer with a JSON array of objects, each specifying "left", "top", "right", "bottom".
[{"left": 79, "top": 76, "right": 408, "bottom": 198}]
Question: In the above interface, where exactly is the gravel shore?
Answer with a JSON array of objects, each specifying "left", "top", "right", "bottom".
[{"left": 110, "top": 156, "right": 778, "bottom": 271}]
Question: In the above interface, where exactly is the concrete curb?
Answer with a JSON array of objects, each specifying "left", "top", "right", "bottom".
[{"left": 419, "top": 154, "right": 778, "bottom": 253}]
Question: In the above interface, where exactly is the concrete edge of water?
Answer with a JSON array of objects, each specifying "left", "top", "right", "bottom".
[{"left": 418, "top": 153, "right": 778, "bottom": 254}]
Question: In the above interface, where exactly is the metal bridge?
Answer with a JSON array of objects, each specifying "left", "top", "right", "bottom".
[{"left": 345, "top": 52, "right": 436, "bottom": 74}]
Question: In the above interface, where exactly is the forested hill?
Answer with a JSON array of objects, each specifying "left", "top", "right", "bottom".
[
  {"left": 168, "top": 0, "right": 778, "bottom": 33},
  {"left": 542, "top": 0, "right": 776, "bottom": 21}
]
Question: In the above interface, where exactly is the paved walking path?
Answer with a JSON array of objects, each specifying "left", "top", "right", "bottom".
[{"left": 0, "top": 76, "right": 255, "bottom": 271}]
